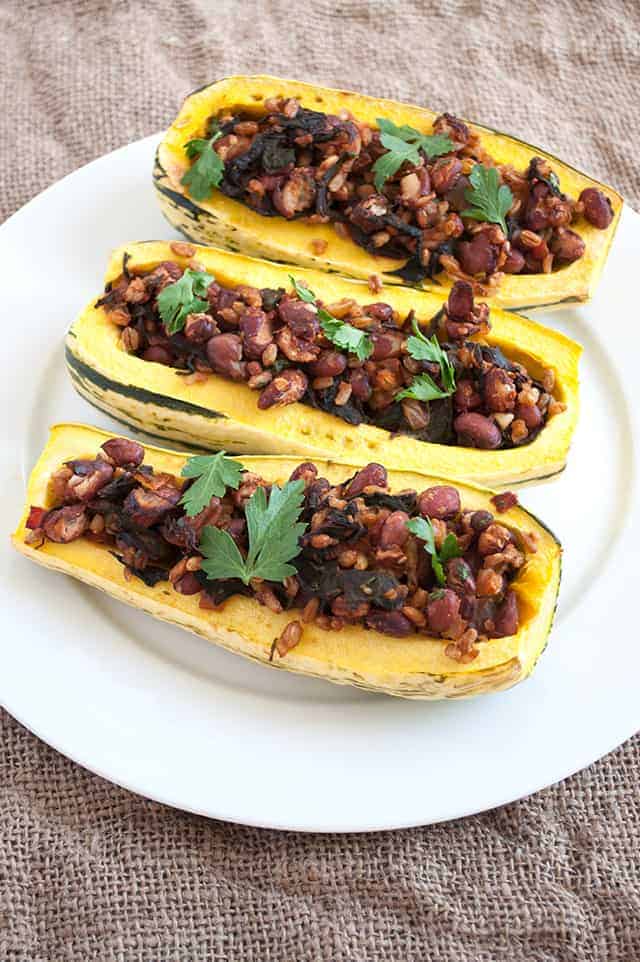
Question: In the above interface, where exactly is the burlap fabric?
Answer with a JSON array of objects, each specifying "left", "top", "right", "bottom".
[{"left": 2, "top": 2, "right": 639, "bottom": 959}]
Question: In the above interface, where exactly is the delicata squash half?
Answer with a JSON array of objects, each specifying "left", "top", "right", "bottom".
[
  {"left": 66, "top": 242, "right": 581, "bottom": 489},
  {"left": 12, "top": 423, "right": 561, "bottom": 700},
  {"left": 154, "top": 75, "right": 622, "bottom": 309}
]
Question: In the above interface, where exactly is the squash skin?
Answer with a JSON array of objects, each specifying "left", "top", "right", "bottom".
[
  {"left": 12, "top": 423, "right": 562, "bottom": 700},
  {"left": 154, "top": 75, "right": 623, "bottom": 310},
  {"left": 66, "top": 241, "right": 581, "bottom": 489}
]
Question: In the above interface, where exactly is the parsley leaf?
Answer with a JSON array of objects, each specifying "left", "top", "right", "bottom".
[
  {"left": 373, "top": 118, "right": 455, "bottom": 190},
  {"left": 180, "top": 452, "right": 244, "bottom": 517},
  {"left": 181, "top": 129, "right": 225, "bottom": 200},
  {"left": 406, "top": 517, "right": 461, "bottom": 586},
  {"left": 395, "top": 374, "right": 452, "bottom": 403},
  {"left": 289, "top": 275, "right": 373, "bottom": 362},
  {"left": 199, "top": 479, "right": 307, "bottom": 585},
  {"left": 461, "top": 164, "right": 513, "bottom": 234},
  {"left": 156, "top": 268, "right": 214, "bottom": 335},
  {"left": 406, "top": 317, "right": 456, "bottom": 393}
]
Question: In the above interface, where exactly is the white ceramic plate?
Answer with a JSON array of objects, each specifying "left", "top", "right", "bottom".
[{"left": 1, "top": 136, "right": 638, "bottom": 832}]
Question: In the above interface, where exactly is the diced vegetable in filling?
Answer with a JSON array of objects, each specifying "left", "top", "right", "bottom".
[
  {"left": 25, "top": 440, "right": 536, "bottom": 663},
  {"left": 178, "top": 97, "right": 614, "bottom": 292},
  {"left": 101, "top": 258, "right": 565, "bottom": 450}
]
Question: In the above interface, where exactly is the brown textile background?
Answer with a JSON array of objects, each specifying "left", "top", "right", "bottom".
[{"left": 1, "top": 1, "right": 639, "bottom": 960}]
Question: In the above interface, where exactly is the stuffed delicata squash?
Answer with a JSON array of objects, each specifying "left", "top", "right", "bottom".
[
  {"left": 12, "top": 423, "right": 561, "bottom": 700},
  {"left": 154, "top": 75, "right": 622, "bottom": 309},
  {"left": 66, "top": 242, "right": 581, "bottom": 489}
]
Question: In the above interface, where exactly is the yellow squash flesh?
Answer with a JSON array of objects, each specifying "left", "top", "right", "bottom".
[
  {"left": 66, "top": 241, "right": 581, "bottom": 490},
  {"left": 12, "top": 423, "right": 562, "bottom": 700},
  {"left": 155, "top": 75, "right": 623, "bottom": 310}
]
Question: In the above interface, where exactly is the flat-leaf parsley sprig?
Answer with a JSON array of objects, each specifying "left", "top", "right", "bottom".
[
  {"left": 179, "top": 452, "right": 244, "bottom": 517},
  {"left": 397, "top": 318, "right": 456, "bottom": 403},
  {"left": 199, "top": 478, "right": 307, "bottom": 585},
  {"left": 181, "top": 123, "right": 225, "bottom": 200},
  {"left": 461, "top": 164, "right": 513, "bottom": 235},
  {"left": 157, "top": 268, "right": 215, "bottom": 335},
  {"left": 289, "top": 276, "right": 373, "bottom": 362},
  {"left": 406, "top": 517, "right": 461, "bottom": 586},
  {"left": 373, "top": 118, "right": 455, "bottom": 191}
]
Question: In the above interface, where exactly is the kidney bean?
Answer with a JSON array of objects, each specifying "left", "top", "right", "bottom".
[
  {"left": 445, "top": 557, "right": 476, "bottom": 595},
  {"left": 174, "top": 573, "right": 203, "bottom": 595},
  {"left": 456, "top": 231, "right": 499, "bottom": 276},
  {"left": 418, "top": 485, "right": 461, "bottom": 520},
  {"left": 430, "top": 156, "right": 463, "bottom": 195},
  {"left": 289, "top": 462, "right": 318, "bottom": 485},
  {"left": 257, "top": 369, "right": 308, "bottom": 409},
  {"left": 102, "top": 438, "right": 144, "bottom": 468},
  {"left": 379, "top": 511, "right": 410, "bottom": 549},
  {"left": 470, "top": 510, "right": 494, "bottom": 533},
  {"left": 208, "top": 285, "right": 237, "bottom": 317},
  {"left": 427, "top": 589, "right": 461, "bottom": 634},
  {"left": 239, "top": 309, "right": 273, "bottom": 359},
  {"left": 184, "top": 312, "right": 217, "bottom": 343},
  {"left": 278, "top": 298, "right": 320, "bottom": 340},
  {"left": 142, "top": 345, "right": 174, "bottom": 365},
  {"left": 478, "top": 523, "right": 510, "bottom": 556},
  {"left": 277, "top": 327, "right": 320, "bottom": 363},
  {"left": 447, "top": 280, "right": 474, "bottom": 320},
  {"left": 524, "top": 182, "right": 551, "bottom": 231},
  {"left": 454, "top": 380, "right": 482, "bottom": 412},
  {"left": 550, "top": 227, "right": 586, "bottom": 263},
  {"left": 370, "top": 330, "right": 404, "bottom": 361},
  {"left": 345, "top": 463, "right": 387, "bottom": 497},
  {"left": 365, "top": 609, "right": 414, "bottom": 637},
  {"left": 364, "top": 302, "right": 394, "bottom": 322},
  {"left": 206, "top": 333, "right": 245, "bottom": 380},
  {"left": 443, "top": 174, "right": 471, "bottom": 212},
  {"left": 502, "top": 248, "right": 525, "bottom": 273},
  {"left": 484, "top": 368, "right": 516, "bottom": 413},
  {"left": 349, "top": 369, "right": 372, "bottom": 401},
  {"left": 43, "top": 504, "right": 89, "bottom": 543},
  {"left": 454, "top": 412, "right": 502, "bottom": 449},
  {"left": 434, "top": 112, "right": 470, "bottom": 145},
  {"left": 66, "top": 459, "right": 114, "bottom": 501},
  {"left": 309, "top": 350, "right": 347, "bottom": 379},
  {"left": 124, "top": 487, "right": 174, "bottom": 528},
  {"left": 579, "top": 188, "right": 613, "bottom": 229},
  {"left": 514, "top": 402, "right": 543, "bottom": 431},
  {"left": 491, "top": 590, "right": 519, "bottom": 637}
]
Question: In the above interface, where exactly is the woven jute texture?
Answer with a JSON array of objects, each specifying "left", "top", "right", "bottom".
[{"left": 2, "top": 1, "right": 639, "bottom": 960}]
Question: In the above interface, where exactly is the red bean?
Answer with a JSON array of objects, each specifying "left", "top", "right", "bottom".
[
  {"left": 454, "top": 380, "right": 482, "bottom": 412},
  {"left": 503, "top": 248, "right": 525, "bottom": 274},
  {"left": 174, "top": 573, "right": 203, "bottom": 595},
  {"left": 142, "top": 346, "right": 173, "bottom": 365},
  {"left": 364, "top": 303, "right": 394, "bottom": 322},
  {"left": 445, "top": 557, "right": 476, "bottom": 595},
  {"left": 514, "top": 403, "right": 543, "bottom": 431},
  {"left": 365, "top": 610, "right": 413, "bottom": 637},
  {"left": 484, "top": 368, "right": 516, "bottom": 413},
  {"left": 579, "top": 188, "right": 613, "bottom": 229},
  {"left": 289, "top": 462, "right": 318, "bottom": 485},
  {"left": 66, "top": 459, "right": 114, "bottom": 501},
  {"left": 239, "top": 309, "right": 273, "bottom": 358},
  {"left": 257, "top": 369, "right": 308, "bottom": 409},
  {"left": 345, "top": 463, "right": 387, "bottom": 497},
  {"left": 370, "top": 330, "right": 404, "bottom": 361},
  {"left": 447, "top": 280, "right": 474, "bottom": 320},
  {"left": 379, "top": 511, "right": 410, "bottom": 548},
  {"left": 206, "top": 333, "right": 246, "bottom": 380},
  {"left": 427, "top": 589, "right": 461, "bottom": 634},
  {"left": 43, "top": 504, "right": 89, "bottom": 543},
  {"left": 454, "top": 412, "right": 502, "bottom": 449},
  {"left": 349, "top": 369, "right": 372, "bottom": 401},
  {"left": 470, "top": 510, "right": 494, "bottom": 533},
  {"left": 430, "top": 156, "right": 463, "bottom": 195},
  {"left": 184, "top": 313, "right": 216, "bottom": 343},
  {"left": 418, "top": 485, "right": 460, "bottom": 520},
  {"left": 101, "top": 438, "right": 144, "bottom": 468},
  {"left": 310, "top": 350, "right": 347, "bottom": 378},
  {"left": 550, "top": 227, "right": 586, "bottom": 264},
  {"left": 278, "top": 298, "right": 320, "bottom": 340},
  {"left": 456, "top": 232, "right": 499, "bottom": 276},
  {"left": 491, "top": 590, "right": 519, "bottom": 637}
]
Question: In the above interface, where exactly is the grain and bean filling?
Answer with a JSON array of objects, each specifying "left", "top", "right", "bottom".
[
  {"left": 101, "top": 260, "right": 564, "bottom": 450},
  {"left": 189, "top": 97, "right": 613, "bottom": 293},
  {"left": 24, "top": 442, "right": 534, "bottom": 663}
]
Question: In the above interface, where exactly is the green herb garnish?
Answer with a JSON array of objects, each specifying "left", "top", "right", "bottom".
[
  {"left": 406, "top": 517, "right": 462, "bottom": 586},
  {"left": 289, "top": 275, "right": 373, "bottom": 362},
  {"left": 372, "top": 118, "right": 455, "bottom": 191},
  {"left": 181, "top": 127, "right": 225, "bottom": 200},
  {"left": 461, "top": 164, "right": 513, "bottom": 234},
  {"left": 157, "top": 268, "right": 214, "bottom": 335},
  {"left": 395, "top": 374, "right": 451, "bottom": 403},
  {"left": 180, "top": 452, "right": 244, "bottom": 517},
  {"left": 199, "top": 479, "right": 307, "bottom": 585},
  {"left": 406, "top": 317, "right": 456, "bottom": 392}
]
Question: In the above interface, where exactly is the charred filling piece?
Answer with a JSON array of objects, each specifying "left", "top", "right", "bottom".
[
  {"left": 181, "top": 97, "right": 614, "bottom": 292},
  {"left": 101, "top": 261, "right": 565, "bottom": 450},
  {"left": 24, "top": 441, "right": 534, "bottom": 664}
]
